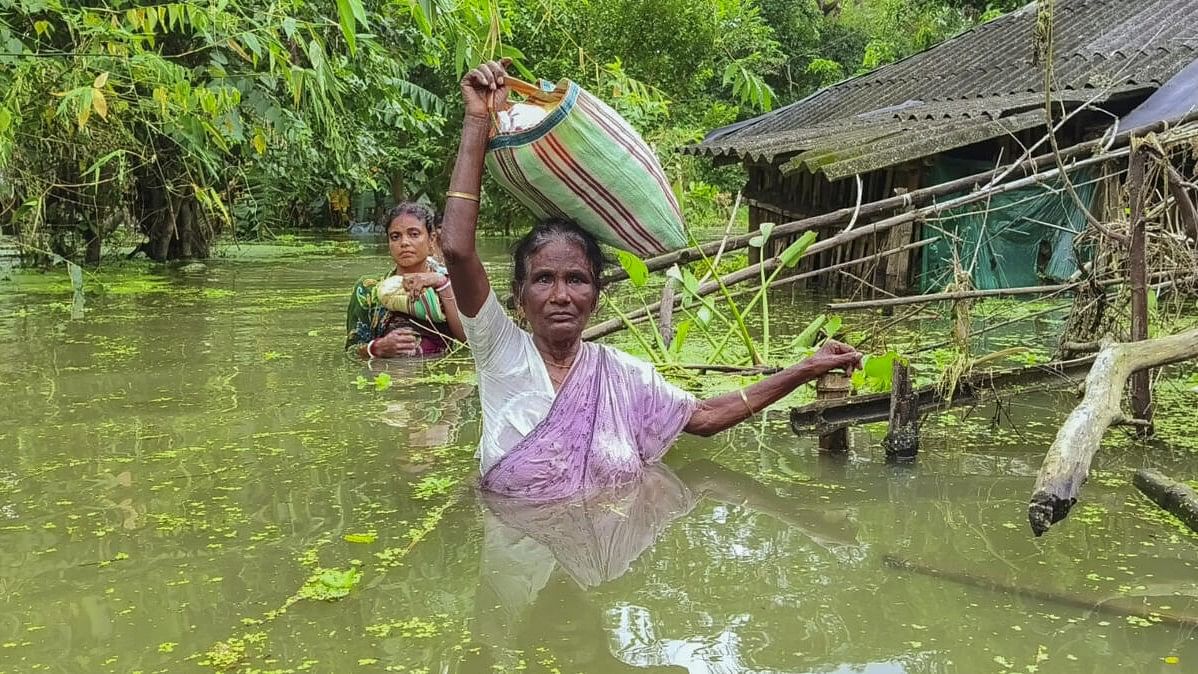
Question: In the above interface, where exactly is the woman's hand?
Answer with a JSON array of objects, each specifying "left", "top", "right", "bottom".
[
  {"left": 685, "top": 340, "right": 864, "bottom": 437},
  {"left": 401, "top": 271, "right": 446, "bottom": 303},
  {"left": 369, "top": 328, "right": 422, "bottom": 358},
  {"left": 807, "top": 340, "right": 863, "bottom": 376},
  {"left": 460, "top": 58, "right": 511, "bottom": 121}
]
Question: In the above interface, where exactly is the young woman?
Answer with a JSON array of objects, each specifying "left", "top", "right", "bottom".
[{"left": 345, "top": 203, "right": 466, "bottom": 358}]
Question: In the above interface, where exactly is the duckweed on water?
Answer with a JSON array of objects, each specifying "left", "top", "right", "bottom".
[{"left": 6, "top": 251, "right": 1198, "bottom": 674}]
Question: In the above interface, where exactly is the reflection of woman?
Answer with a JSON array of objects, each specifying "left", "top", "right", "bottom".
[
  {"left": 441, "top": 60, "right": 863, "bottom": 500},
  {"left": 467, "top": 460, "right": 858, "bottom": 672},
  {"left": 345, "top": 203, "right": 467, "bottom": 359}
]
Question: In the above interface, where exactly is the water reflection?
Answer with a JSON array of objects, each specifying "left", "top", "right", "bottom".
[{"left": 466, "top": 460, "right": 860, "bottom": 672}]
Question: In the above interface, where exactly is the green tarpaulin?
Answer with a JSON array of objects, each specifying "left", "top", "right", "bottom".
[{"left": 918, "top": 157, "right": 1097, "bottom": 292}]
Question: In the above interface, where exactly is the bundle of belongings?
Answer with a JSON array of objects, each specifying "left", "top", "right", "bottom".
[{"left": 484, "top": 74, "right": 688, "bottom": 257}]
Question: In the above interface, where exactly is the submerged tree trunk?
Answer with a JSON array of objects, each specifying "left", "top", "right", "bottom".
[
  {"left": 1028, "top": 328, "right": 1198, "bottom": 537},
  {"left": 137, "top": 182, "right": 214, "bottom": 261},
  {"left": 1132, "top": 469, "right": 1198, "bottom": 534},
  {"left": 884, "top": 554, "right": 1198, "bottom": 627}
]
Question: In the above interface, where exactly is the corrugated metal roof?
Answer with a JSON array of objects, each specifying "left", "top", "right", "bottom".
[{"left": 688, "top": 0, "right": 1198, "bottom": 173}]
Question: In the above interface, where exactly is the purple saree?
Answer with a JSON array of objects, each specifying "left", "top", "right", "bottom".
[{"left": 479, "top": 343, "right": 696, "bottom": 502}]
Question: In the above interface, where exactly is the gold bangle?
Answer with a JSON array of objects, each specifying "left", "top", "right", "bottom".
[
  {"left": 446, "top": 191, "right": 480, "bottom": 203},
  {"left": 738, "top": 389, "right": 755, "bottom": 418}
]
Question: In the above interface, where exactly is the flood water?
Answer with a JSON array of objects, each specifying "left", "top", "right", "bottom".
[{"left": 1, "top": 241, "right": 1197, "bottom": 673}]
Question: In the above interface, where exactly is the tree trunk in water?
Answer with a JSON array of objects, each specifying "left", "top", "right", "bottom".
[
  {"left": 1132, "top": 469, "right": 1198, "bottom": 534},
  {"left": 192, "top": 208, "right": 212, "bottom": 258},
  {"left": 884, "top": 554, "right": 1198, "bottom": 627},
  {"left": 170, "top": 200, "right": 195, "bottom": 259},
  {"left": 147, "top": 189, "right": 177, "bottom": 262},
  {"left": 1028, "top": 328, "right": 1198, "bottom": 536},
  {"left": 138, "top": 187, "right": 214, "bottom": 261}
]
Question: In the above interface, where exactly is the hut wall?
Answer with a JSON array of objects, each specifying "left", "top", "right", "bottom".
[{"left": 744, "top": 161, "right": 923, "bottom": 297}]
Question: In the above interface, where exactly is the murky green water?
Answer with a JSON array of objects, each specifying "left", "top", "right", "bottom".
[{"left": 2, "top": 242, "right": 1197, "bottom": 674}]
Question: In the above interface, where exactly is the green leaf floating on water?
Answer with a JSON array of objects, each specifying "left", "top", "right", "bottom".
[
  {"left": 374, "top": 373, "right": 392, "bottom": 391},
  {"left": 298, "top": 567, "right": 361, "bottom": 601},
  {"left": 343, "top": 532, "right": 377, "bottom": 544}
]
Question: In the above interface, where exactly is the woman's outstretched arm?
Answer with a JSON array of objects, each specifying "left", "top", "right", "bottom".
[
  {"left": 684, "top": 341, "right": 862, "bottom": 437},
  {"left": 440, "top": 59, "right": 511, "bottom": 318}
]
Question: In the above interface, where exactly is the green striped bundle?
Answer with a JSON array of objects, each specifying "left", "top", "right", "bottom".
[{"left": 485, "top": 79, "right": 687, "bottom": 256}]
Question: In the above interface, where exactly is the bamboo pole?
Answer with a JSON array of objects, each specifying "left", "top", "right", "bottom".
[
  {"left": 610, "top": 111, "right": 1198, "bottom": 286},
  {"left": 588, "top": 146, "right": 1126, "bottom": 341},
  {"left": 1127, "top": 148, "right": 1154, "bottom": 433},
  {"left": 584, "top": 237, "right": 937, "bottom": 341},
  {"left": 830, "top": 269, "right": 1193, "bottom": 312},
  {"left": 828, "top": 282, "right": 1080, "bottom": 311},
  {"left": 1028, "top": 327, "right": 1198, "bottom": 537}
]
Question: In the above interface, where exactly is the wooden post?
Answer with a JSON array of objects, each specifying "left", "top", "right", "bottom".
[
  {"left": 1127, "top": 148, "right": 1153, "bottom": 435},
  {"left": 658, "top": 276, "right": 677, "bottom": 347},
  {"left": 883, "top": 169, "right": 921, "bottom": 295},
  {"left": 883, "top": 362, "right": 919, "bottom": 461},
  {"left": 816, "top": 372, "right": 852, "bottom": 453}
]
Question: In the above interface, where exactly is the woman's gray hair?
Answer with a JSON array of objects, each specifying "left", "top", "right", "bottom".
[{"left": 510, "top": 218, "right": 607, "bottom": 298}]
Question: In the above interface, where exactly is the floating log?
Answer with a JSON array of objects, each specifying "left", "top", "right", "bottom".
[
  {"left": 1028, "top": 328, "right": 1198, "bottom": 537},
  {"left": 791, "top": 356, "right": 1096, "bottom": 434},
  {"left": 882, "top": 362, "right": 918, "bottom": 461},
  {"left": 1132, "top": 469, "right": 1198, "bottom": 535},
  {"left": 883, "top": 554, "right": 1198, "bottom": 627}
]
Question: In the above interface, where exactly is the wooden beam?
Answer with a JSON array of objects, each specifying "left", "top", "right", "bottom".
[{"left": 790, "top": 356, "right": 1096, "bottom": 433}]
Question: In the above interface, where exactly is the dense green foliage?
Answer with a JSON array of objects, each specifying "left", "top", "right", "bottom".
[{"left": 0, "top": 0, "right": 1023, "bottom": 262}]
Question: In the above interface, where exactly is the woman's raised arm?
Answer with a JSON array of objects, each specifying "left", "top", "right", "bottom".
[
  {"left": 684, "top": 341, "right": 863, "bottom": 437},
  {"left": 440, "top": 59, "right": 512, "bottom": 318}
]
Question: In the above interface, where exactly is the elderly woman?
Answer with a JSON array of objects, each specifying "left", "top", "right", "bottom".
[
  {"left": 345, "top": 202, "right": 466, "bottom": 358},
  {"left": 442, "top": 60, "right": 863, "bottom": 501}
]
